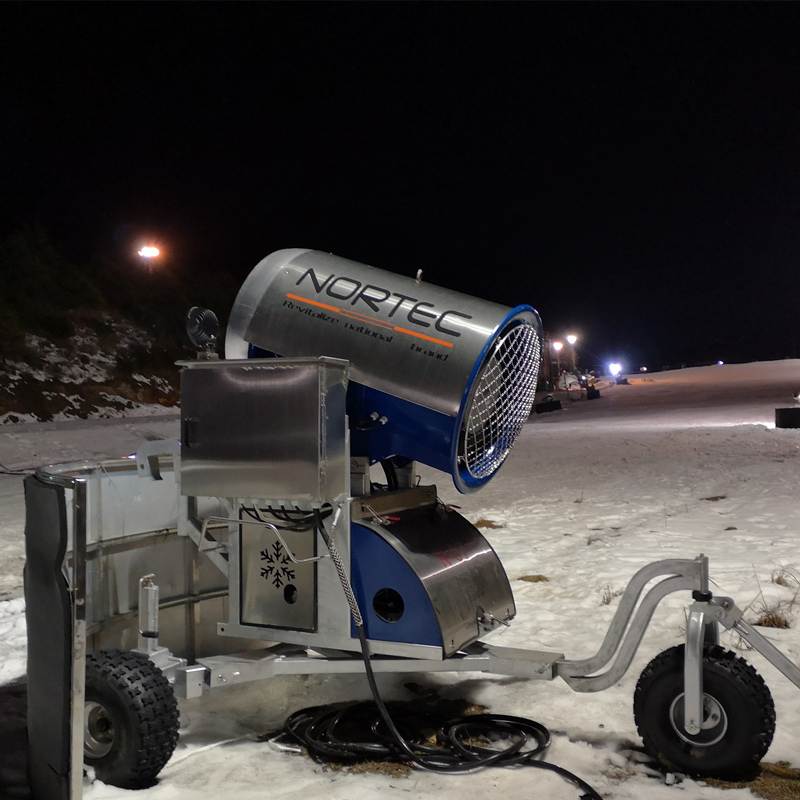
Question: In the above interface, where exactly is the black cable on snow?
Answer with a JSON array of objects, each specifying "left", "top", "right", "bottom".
[{"left": 277, "top": 511, "right": 605, "bottom": 800}]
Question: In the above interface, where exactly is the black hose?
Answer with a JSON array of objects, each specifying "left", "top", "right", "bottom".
[{"left": 288, "top": 510, "right": 604, "bottom": 799}]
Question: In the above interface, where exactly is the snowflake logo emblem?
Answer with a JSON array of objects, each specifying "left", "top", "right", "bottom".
[{"left": 260, "top": 541, "right": 296, "bottom": 588}]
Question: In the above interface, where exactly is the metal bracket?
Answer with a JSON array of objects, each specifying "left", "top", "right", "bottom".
[
  {"left": 693, "top": 595, "right": 800, "bottom": 692},
  {"left": 178, "top": 502, "right": 231, "bottom": 577},
  {"left": 135, "top": 438, "right": 181, "bottom": 481}
]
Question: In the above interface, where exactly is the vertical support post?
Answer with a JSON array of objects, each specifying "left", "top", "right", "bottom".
[
  {"left": 70, "top": 479, "right": 88, "bottom": 800},
  {"left": 683, "top": 607, "right": 706, "bottom": 735},
  {"left": 138, "top": 575, "right": 160, "bottom": 653},
  {"left": 697, "top": 554, "right": 710, "bottom": 594}
]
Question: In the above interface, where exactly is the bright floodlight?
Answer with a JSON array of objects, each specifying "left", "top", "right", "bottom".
[
  {"left": 567, "top": 334, "right": 577, "bottom": 345},
  {"left": 552, "top": 341, "right": 564, "bottom": 351},
  {"left": 138, "top": 246, "right": 160, "bottom": 258},
  {"left": 609, "top": 362, "right": 623, "bottom": 377}
]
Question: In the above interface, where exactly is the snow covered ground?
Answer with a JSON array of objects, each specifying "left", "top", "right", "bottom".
[{"left": 2, "top": 361, "right": 800, "bottom": 799}]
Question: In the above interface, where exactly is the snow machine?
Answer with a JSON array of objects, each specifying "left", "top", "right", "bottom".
[{"left": 24, "top": 249, "right": 800, "bottom": 799}]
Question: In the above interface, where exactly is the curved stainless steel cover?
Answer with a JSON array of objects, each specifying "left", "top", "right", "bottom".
[
  {"left": 226, "top": 249, "right": 540, "bottom": 419},
  {"left": 359, "top": 506, "right": 516, "bottom": 656}
]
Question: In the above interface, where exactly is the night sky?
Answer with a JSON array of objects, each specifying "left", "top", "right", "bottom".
[{"left": 2, "top": 3, "right": 799, "bottom": 371}]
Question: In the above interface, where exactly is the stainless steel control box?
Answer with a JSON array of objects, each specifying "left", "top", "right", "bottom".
[{"left": 179, "top": 358, "right": 349, "bottom": 502}]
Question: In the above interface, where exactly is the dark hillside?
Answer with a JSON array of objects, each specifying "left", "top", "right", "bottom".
[{"left": 0, "top": 226, "right": 238, "bottom": 421}]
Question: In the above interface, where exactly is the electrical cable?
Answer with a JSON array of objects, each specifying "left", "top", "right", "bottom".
[
  {"left": 286, "top": 510, "right": 604, "bottom": 799},
  {"left": 380, "top": 459, "right": 398, "bottom": 491},
  {"left": 240, "top": 504, "right": 331, "bottom": 532}
]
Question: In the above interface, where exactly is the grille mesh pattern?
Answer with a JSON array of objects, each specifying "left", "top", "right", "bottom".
[{"left": 460, "top": 322, "right": 541, "bottom": 480}]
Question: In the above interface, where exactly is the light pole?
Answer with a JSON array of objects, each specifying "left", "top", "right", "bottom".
[
  {"left": 566, "top": 334, "right": 578, "bottom": 371},
  {"left": 552, "top": 340, "right": 563, "bottom": 385},
  {"left": 138, "top": 246, "right": 160, "bottom": 273}
]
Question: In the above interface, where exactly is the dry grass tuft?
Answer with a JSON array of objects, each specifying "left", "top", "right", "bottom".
[
  {"left": 772, "top": 566, "right": 800, "bottom": 589},
  {"left": 474, "top": 519, "right": 504, "bottom": 529},
  {"left": 743, "top": 570, "right": 798, "bottom": 631},
  {"left": 602, "top": 765, "right": 637, "bottom": 783},
  {"left": 342, "top": 761, "right": 413, "bottom": 777},
  {"left": 753, "top": 603, "right": 791, "bottom": 629},
  {"left": 600, "top": 585, "right": 623, "bottom": 605},
  {"left": 707, "top": 761, "right": 800, "bottom": 800}
]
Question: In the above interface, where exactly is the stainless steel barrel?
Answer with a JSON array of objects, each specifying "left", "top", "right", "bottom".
[{"left": 226, "top": 249, "right": 542, "bottom": 492}]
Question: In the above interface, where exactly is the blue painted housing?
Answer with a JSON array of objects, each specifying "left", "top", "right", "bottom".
[{"left": 349, "top": 523, "right": 442, "bottom": 648}]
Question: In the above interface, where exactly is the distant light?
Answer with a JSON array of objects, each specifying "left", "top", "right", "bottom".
[
  {"left": 138, "top": 246, "right": 160, "bottom": 258},
  {"left": 640, "top": 366, "right": 648, "bottom": 372},
  {"left": 608, "top": 362, "right": 623, "bottom": 377},
  {"left": 567, "top": 334, "right": 577, "bottom": 345},
  {"left": 553, "top": 341, "right": 564, "bottom": 351},
  {"left": 717, "top": 360, "right": 724, "bottom": 366}
]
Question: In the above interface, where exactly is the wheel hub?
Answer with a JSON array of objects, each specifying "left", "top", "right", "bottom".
[
  {"left": 84, "top": 700, "right": 115, "bottom": 758},
  {"left": 669, "top": 693, "right": 728, "bottom": 746}
]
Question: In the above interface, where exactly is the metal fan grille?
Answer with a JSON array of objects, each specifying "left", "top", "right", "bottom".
[{"left": 460, "top": 322, "right": 541, "bottom": 480}]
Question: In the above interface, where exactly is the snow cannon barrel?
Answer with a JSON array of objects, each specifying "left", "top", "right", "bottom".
[{"left": 225, "top": 249, "right": 542, "bottom": 492}]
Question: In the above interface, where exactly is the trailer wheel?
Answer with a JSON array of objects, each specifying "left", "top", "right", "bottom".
[
  {"left": 84, "top": 649, "right": 179, "bottom": 788},
  {"left": 633, "top": 644, "right": 775, "bottom": 779}
]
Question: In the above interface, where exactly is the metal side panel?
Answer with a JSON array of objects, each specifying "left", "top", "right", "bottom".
[
  {"left": 24, "top": 475, "right": 73, "bottom": 800},
  {"left": 239, "top": 518, "right": 317, "bottom": 631},
  {"left": 88, "top": 461, "right": 179, "bottom": 543},
  {"left": 36, "top": 455, "right": 180, "bottom": 548}
]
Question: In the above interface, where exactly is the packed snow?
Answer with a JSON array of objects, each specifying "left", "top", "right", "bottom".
[{"left": 1, "top": 360, "right": 800, "bottom": 799}]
